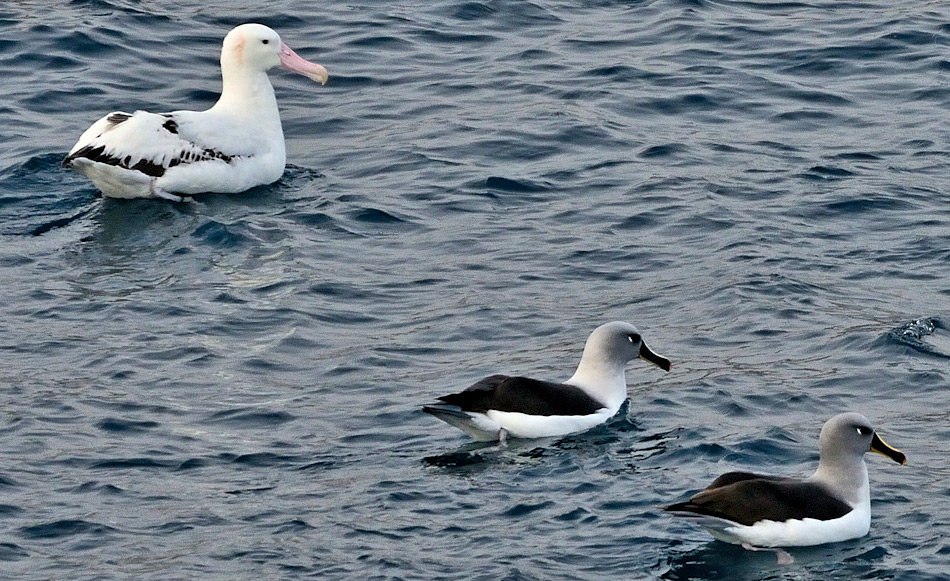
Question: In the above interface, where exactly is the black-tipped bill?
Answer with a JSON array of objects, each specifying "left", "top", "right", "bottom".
[
  {"left": 639, "top": 342, "right": 671, "bottom": 372},
  {"left": 871, "top": 431, "right": 907, "bottom": 465}
]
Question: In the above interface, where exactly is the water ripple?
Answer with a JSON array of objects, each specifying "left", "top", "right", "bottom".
[{"left": 888, "top": 318, "right": 950, "bottom": 359}]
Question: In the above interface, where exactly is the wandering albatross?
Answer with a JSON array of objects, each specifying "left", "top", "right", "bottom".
[
  {"left": 423, "top": 321, "right": 671, "bottom": 443},
  {"left": 63, "top": 23, "right": 328, "bottom": 201},
  {"left": 664, "top": 412, "right": 906, "bottom": 562}
]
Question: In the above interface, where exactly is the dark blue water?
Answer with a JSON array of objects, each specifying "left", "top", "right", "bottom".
[{"left": 1, "top": 1, "right": 949, "bottom": 579}]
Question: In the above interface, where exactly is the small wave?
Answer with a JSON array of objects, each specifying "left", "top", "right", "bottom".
[
  {"left": 52, "top": 29, "right": 120, "bottom": 58},
  {"left": 0, "top": 541, "right": 29, "bottom": 561},
  {"left": 18, "top": 518, "right": 117, "bottom": 540},
  {"left": 422, "top": 450, "right": 489, "bottom": 468},
  {"left": 484, "top": 175, "right": 548, "bottom": 193},
  {"left": 202, "top": 408, "right": 296, "bottom": 428},
  {"left": 803, "top": 165, "right": 855, "bottom": 179},
  {"left": 642, "top": 93, "right": 718, "bottom": 116},
  {"left": 71, "top": 482, "right": 123, "bottom": 495},
  {"left": 453, "top": 2, "right": 496, "bottom": 21},
  {"left": 95, "top": 418, "right": 160, "bottom": 433},
  {"left": 0, "top": 153, "right": 97, "bottom": 236},
  {"left": 347, "top": 207, "right": 408, "bottom": 224},
  {"left": 500, "top": 500, "right": 555, "bottom": 518},
  {"left": 639, "top": 143, "right": 689, "bottom": 159},
  {"left": 89, "top": 458, "right": 175, "bottom": 470},
  {"left": 819, "top": 196, "right": 914, "bottom": 216},
  {"left": 831, "top": 151, "right": 881, "bottom": 161},
  {"left": 277, "top": 164, "right": 325, "bottom": 191},
  {"left": 773, "top": 109, "right": 837, "bottom": 123},
  {"left": 227, "top": 453, "right": 299, "bottom": 468},
  {"left": 191, "top": 219, "right": 251, "bottom": 248},
  {"left": 173, "top": 458, "right": 206, "bottom": 472},
  {"left": 887, "top": 317, "right": 950, "bottom": 359}
]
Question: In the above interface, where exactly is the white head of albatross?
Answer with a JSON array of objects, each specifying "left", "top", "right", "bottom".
[
  {"left": 423, "top": 321, "right": 672, "bottom": 443},
  {"left": 219, "top": 23, "right": 328, "bottom": 90},
  {"left": 664, "top": 412, "right": 906, "bottom": 562},
  {"left": 63, "top": 23, "right": 328, "bottom": 201}
]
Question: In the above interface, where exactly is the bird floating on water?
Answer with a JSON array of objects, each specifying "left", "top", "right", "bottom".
[
  {"left": 664, "top": 412, "right": 906, "bottom": 563},
  {"left": 63, "top": 23, "right": 328, "bottom": 201},
  {"left": 423, "top": 321, "right": 671, "bottom": 443}
]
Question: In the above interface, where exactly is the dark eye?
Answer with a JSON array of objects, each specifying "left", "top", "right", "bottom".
[
  {"left": 262, "top": 39, "right": 270, "bottom": 45},
  {"left": 856, "top": 426, "right": 872, "bottom": 436},
  {"left": 627, "top": 334, "right": 641, "bottom": 344}
]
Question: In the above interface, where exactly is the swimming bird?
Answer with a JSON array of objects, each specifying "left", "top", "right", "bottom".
[
  {"left": 63, "top": 23, "right": 328, "bottom": 201},
  {"left": 423, "top": 321, "right": 671, "bottom": 443},
  {"left": 664, "top": 412, "right": 906, "bottom": 560}
]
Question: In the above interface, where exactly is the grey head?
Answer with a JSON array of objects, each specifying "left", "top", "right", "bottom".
[
  {"left": 811, "top": 412, "right": 906, "bottom": 504},
  {"left": 577, "top": 321, "right": 671, "bottom": 373},
  {"left": 817, "top": 412, "right": 906, "bottom": 467}
]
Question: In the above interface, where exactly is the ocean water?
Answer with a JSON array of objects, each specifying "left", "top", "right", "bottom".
[{"left": 1, "top": 0, "right": 949, "bottom": 579}]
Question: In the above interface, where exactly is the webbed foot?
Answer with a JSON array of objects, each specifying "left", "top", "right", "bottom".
[
  {"left": 149, "top": 180, "right": 185, "bottom": 202},
  {"left": 741, "top": 543, "right": 794, "bottom": 565}
]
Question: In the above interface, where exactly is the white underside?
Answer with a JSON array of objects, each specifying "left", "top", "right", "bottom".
[
  {"left": 70, "top": 154, "right": 285, "bottom": 199},
  {"left": 441, "top": 408, "right": 616, "bottom": 441},
  {"left": 691, "top": 498, "right": 870, "bottom": 548},
  {"left": 68, "top": 95, "right": 287, "bottom": 199}
]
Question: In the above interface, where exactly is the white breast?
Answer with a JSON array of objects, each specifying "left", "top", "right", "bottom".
[
  {"left": 486, "top": 408, "right": 614, "bottom": 439},
  {"left": 716, "top": 500, "right": 870, "bottom": 547}
]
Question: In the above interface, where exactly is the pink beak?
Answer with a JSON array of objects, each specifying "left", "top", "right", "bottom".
[{"left": 279, "top": 42, "right": 328, "bottom": 85}]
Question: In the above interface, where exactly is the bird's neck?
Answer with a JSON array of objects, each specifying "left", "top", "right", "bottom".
[
  {"left": 566, "top": 354, "right": 627, "bottom": 411},
  {"left": 810, "top": 457, "right": 870, "bottom": 507},
  {"left": 212, "top": 70, "right": 281, "bottom": 124}
]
